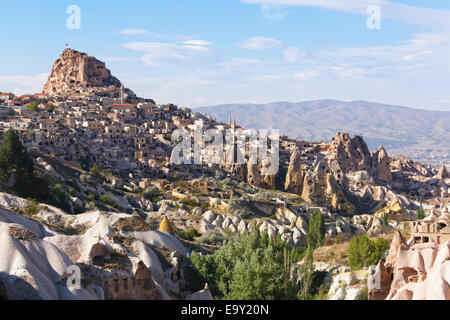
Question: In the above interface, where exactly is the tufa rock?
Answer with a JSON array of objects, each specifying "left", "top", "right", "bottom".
[
  {"left": 158, "top": 218, "right": 175, "bottom": 234},
  {"left": 328, "top": 133, "right": 372, "bottom": 173},
  {"left": 43, "top": 49, "right": 135, "bottom": 97},
  {"left": 285, "top": 149, "right": 304, "bottom": 194},
  {"left": 436, "top": 164, "right": 448, "bottom": 180},
  {"left": 247, "top": 163, "right": 262, "bottom": 187},
  {"left": 371, "top": 146, "right": 392, "bottom": 185},
  {"left": 301, "top": 160, "right": 355, "bottom": 215}
]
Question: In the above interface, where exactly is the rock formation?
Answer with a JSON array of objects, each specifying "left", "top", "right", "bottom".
[
  {"left": 158, "top": 217, "right": 175, "bottom": 234},
  {"left": 326, "top": 133, "right": 392, "bottom": 186},
  {"left": 328, "top": 133, "right": 372, "bottom": 173},
  {"left": 285, "top": 149, "right": 304, "bottom": 194},
  {"left": 371, "top": 146, "right": 392, "bottom": 185},
  {"left": 247, "top": 163, "right": 262, "bottom": 187},
  {"left": 436, "top": 164, "right": 448, "bottom": 180},
  {"left": 369, "top": 213, "right": 450, "bottom": 300},
  {"left": 375, "top": 198, "right": 413, "bottom": 222},
  {"left": 301, "top": 160, "right": 355, "bottom": 215},
  {"left": 43, "top": 49, "right": 135, "bottom": 97},
  {"left": 186, "top": 283, "right": 214, "bottom": 300},
  {"left": 0, "top": 193, "right": 194, "bottom": 300}
]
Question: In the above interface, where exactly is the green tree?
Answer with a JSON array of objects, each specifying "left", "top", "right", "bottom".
[
  {"left": 89, "top": 164, "right": 103, "bottom": 180},
  {"left": 0, "top": 129, "right": 34, "bottom": 177},
  {"left": 26, "top": 101, "right": 39, "bottom": 112},
  {"left": 188, "top": 224, "right": 299, "bottom": 300},
  {"left": 348, "top": 236, "right": 390, "bottom": 270},
  {"left": 371, "top": 238, "right": 390, "bottom": 266},
  {"left": 298, "top": 249, "right": 314, "bottom": 299},
  {"left": 307, "top": 210, "right": 326, "bottom": 251},
  {"left": 348, "top": 236, "right": 374, "bottom": 270},
  {"left": 416, "top": 196, "right": 425, "bottom": 220},
  {"left": 23, "top": 198, "right": 40, "bottom": 217},
  {"left": 141, "top": 186, "right": 160, "bottom": 201},
  {"left": 0, "top": 130, "right": 49, "bottom": 201},
  {"left": 382, "top": 212, "right": 389, "bottom": 226}
]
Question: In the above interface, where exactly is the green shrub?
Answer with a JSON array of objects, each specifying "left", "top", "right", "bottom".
[
  {"left": 145, "top": 217, "right": 160, "bottom": 230},
  {"left": 141, "top": 186, "right": 160, "bottom": 201},
  {"left": 416, "top": 196, "right": 425, "bottom": 220},
  {"left": 307, "top": 211, "right": 326, "bottom": 251},
  {"left": 196, "top": 230, "right": 228, "bottom": 246},
  {"left": 89, "top": 165, "right": 104, "bottom": 181},
  {"left": 26, "top": 101, "right": 39, "bottom": 112},
  {"left": 176, "top": 228, "right": 200, "bottom": 241},
  {"left": 382, "top": 212, "right": 389, "bottom": 226},
  {"left": 214, "top": 170, "right": 226, "bottom": 180},
  {"left": 357, "top": 287, "right": 369, "bottom": 300},
  {"left": 52, "top": 184, "right": 66, "bottom": 202},
  {"left": 181, "top": 199, "right": 200, "bottom": 207},
  {"left": 100, "top": 195, "right": 115, "bottom": 206},
  {"left": 347, "top": 236, "right": 390, "bottom": 270},
  {"left": 23, "top": 199, "right": 40, "bottom": 217},
  {"left": 0, "top": 129, "right": 49, "bottom": 201},
  {"left": 188, "top": 225, "right": 299, "bottom": 300}
]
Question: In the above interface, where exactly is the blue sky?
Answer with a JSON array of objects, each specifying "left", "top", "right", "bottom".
[{"left": 1, "top": 0, "right": 450, "bottom": 110}]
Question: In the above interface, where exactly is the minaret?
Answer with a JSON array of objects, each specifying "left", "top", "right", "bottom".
[
  {"left": 120, "top": 84, "right": 124, "bottom": 104},
  {"left": 232, "top": 118, "right": 238, "bottom": 164}
]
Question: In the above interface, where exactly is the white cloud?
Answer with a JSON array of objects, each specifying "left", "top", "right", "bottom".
[
  {"left": 0, "top": 73, "right": 48, "bottom": 94},
  {"left": 117, "top": 29, "right": 163, "bottom": 38},
  {"left": 100, "top": 56, "right": 138, "bottom": 63},
  {"left": 239, "top": 36, "right": 283, "bottom": 50},
  {"left": 261, "top": 4, "right": 290, "bottom": 21},
  {"left": 183, "top": 40, "right": 212, "bottom": 46},
  {"left": 241, "top": 0, "right": 450, "bottom": 29},
  {"left": 312, "top": 33, "right": 450, "bottom": 77},
  {"left": 283, "top": 47, "right": 306, "bottom": 62},
  {"left": 123, "top": 42, "right": 219, "bottom": 66},
  {"left": 117, "top": 28, "right": 149, "bottom": 35}
]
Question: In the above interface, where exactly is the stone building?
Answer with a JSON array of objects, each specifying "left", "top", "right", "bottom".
[{"left": 411, "top": 209, "right": 450, "bottom": 245}]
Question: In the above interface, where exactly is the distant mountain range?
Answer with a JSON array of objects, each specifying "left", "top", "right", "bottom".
[{"left": 195, "top": 100, "right": 450, "bottom": 165}]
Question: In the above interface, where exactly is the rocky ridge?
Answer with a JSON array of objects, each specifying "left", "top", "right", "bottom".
[{"left": 43, "top": 49, "right": 135, "bottom": 98}]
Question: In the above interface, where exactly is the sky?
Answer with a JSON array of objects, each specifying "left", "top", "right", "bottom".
[{"left": 1, "top": 0, "right": 450, "bottom": 111}]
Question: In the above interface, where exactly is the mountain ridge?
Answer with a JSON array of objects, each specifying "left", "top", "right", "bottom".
[{"left": 195, "top": 99, "right": 450, "bottom": 165}]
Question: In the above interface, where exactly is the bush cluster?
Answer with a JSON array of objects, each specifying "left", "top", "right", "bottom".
[{"left": 347, "top": 236, "right": 390, "bottom": 270}]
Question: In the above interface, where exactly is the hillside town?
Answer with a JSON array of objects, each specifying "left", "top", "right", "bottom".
[{"left": 0, "top": 49, "right": 448, "bottom": 301}]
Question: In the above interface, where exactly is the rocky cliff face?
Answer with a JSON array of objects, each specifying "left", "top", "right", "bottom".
[
  {"left": 328, "top": 133, "right": 372, "bottom": 173},
  {"left": 43, "top": 49, "right": 134, "bottom": 97},
  {"left": 301, "top": 160, "right": 355, "bottom": 215},
  {"left": 285, "top": 150, "right": 304, "bottom": 194},
  {"left": 369, "top": 226, "right": 450, "bottom": 300},
  {"left": 371, "top": 146, "right": 392, "bottom": 185},
  {"left": 326, "top": 133, "right": 392, "bottom": 186}
]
